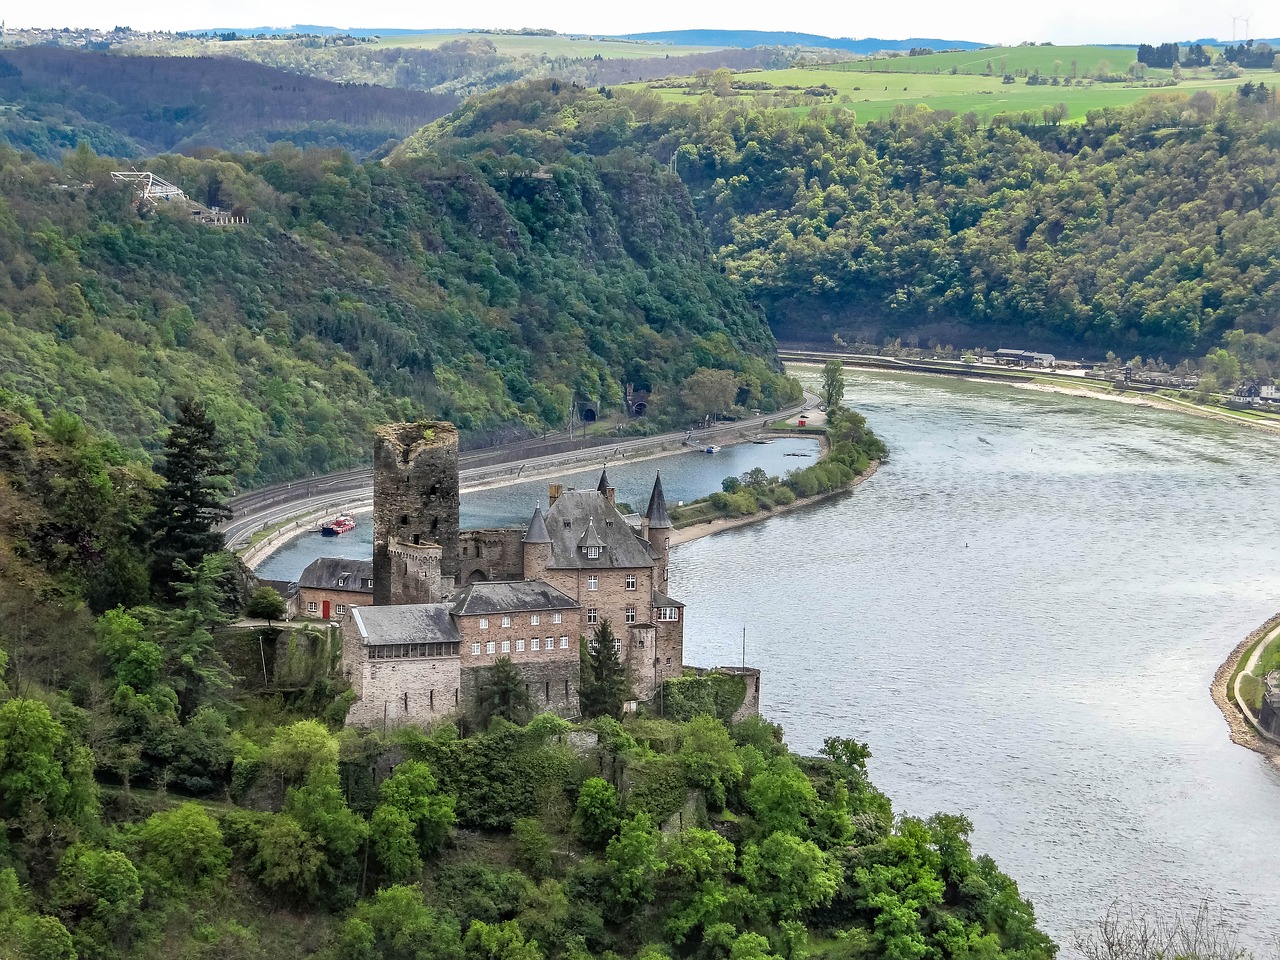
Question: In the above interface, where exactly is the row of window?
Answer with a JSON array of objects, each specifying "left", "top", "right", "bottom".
[
  {"left": 369, "top": 642, "right": 460, "bottom": 660},
  {"left": 585, "top": 575, "right": 639, "bottom": 592},
  {"left": 306, "top": 601, "right": 346, "bottom": 616},
  {"left": 471, "top": 637, "right": 571, "bottom": 656},
  {"left": 479, "top": 612, "right": 563, "bottom": 629}
]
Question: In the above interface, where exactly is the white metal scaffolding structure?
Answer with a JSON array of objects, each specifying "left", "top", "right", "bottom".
[{"left": 110, "top": 170, "right": 187, "bottom": 202}]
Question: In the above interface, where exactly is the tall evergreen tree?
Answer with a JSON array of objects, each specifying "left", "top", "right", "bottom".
[
  {"left": 473, "top": 657, "right": 533, "bottom": 727},
  {"left": 580, "top": 620, "right": 628, "bottom": 720},
  {"left": 149, "top": 400, "right": 232, "bottom": 592}
]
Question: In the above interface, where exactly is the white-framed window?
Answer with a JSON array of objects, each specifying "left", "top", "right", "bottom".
[
  {"left": 559, "top": 636, "right": 569, "bottom": 649},
  {"left": 306, "top": 601, "right": 318, "bottom": 613},
  {"left": 553, "top": 612, "right": 563, "bottom": 624},
  {"left": 486, "top": 640, "right": 496, "bottom": 654},
  {"left": 337, "top": 577, "right": 347, "bottom": 586},
  {"left": 588, "top": 636, "right": 598, "bottom": 653},
  {"left": 501, "top": 615, "right": 512, "bottom": 627},
  {"left": 664, "top": 538, "right": 670, "bottom": 549},
  {"left": 658, "top": 607, "right": 679, "bottom": 621},
  {"left": 530, "top": 613, "right": 540, "bottom": 626},
  {"left": 516, "top": 639, "right": 525, "bottom": 652},
  {"left": 546, "top": 637, "right": 555, "bottom": 652},
  {"left": 531, "top": 637, "right": 541, "bottom": 651},
  {"left": 471, "top": 642, "right": 481, "bottom": 656},
  {"left": 587, "top": 575, "right": 598, "bottom": 592},
  {"left": 586, "top": 608, "right": 598, "bottom": 624},
  {"left": 613, "top": 636, "right": 622, "bottom": 653},
  {"left": 587, "top": 546, "right": 600, "bottom": 559},
  {"left": 364, "top": 578, "right": 373, "bottom": 589},
  {"left": 479, "top": 617, "right": 489, "bottom": 630},
  {"left": 625, "top": 575, "right": 636, "bottom": 591},
  {"left": 625, "top": 606, "right": 636, "bottom": 624},
  {"left": 501, "top": 640, "right": 511, "bottom": 654},
  {"left": 336, "top": 604, "right": 347, "bottom": 616}
]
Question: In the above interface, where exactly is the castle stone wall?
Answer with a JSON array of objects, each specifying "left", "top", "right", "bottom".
[
  {"left": 459, "top": 529, "right": 525, "bottom": 585},
  {"left": 460, "top": 658, "right": 581, "bottom": 719},
  {"left": 345, "top": 654, "right": 462, "bottom": 729},
  {"left": 373, "top": 422, "right": 459, "bottom": 603}
]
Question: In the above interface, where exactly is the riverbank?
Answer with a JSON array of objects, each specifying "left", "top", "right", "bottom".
[
  {"left": 1211, "top": 612, "right": 1280, "bottom": 766},
  {"left": 669, "top": 460, "right": 879, "bottom": 547},
  {"left": 783, "top": 356, "right": 1280, "bottom": 437}
]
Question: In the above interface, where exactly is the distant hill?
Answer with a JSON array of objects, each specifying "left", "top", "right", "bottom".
[
  {"left": 615, "top": 30, "right": 988, "bottom": 52},
  {"left": 183, "top": 25, "right": 453, "bottom": 37},
  {"left": 0, "top": 47, "right": 456, "bottom": 158}
]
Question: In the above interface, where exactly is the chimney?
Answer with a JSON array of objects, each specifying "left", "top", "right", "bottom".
[
  {"left": 606, "top": 486, "right": 616, "bottom": 504},
  {"left": 548, "top": 483, "right": 563, "bottom": 506}
]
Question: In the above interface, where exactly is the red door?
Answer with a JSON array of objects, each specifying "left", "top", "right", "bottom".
[{"left": 322, "top": 600, "right": 331, "bottom": 619}]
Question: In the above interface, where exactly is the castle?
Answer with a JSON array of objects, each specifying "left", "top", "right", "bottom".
[{"left": 341, "top": 421, "right": 687, "bottom": 728}]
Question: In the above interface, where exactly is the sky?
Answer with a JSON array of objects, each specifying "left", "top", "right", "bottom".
[{"left": 0, "top": 0, "right": 1273, "bottom": 45}]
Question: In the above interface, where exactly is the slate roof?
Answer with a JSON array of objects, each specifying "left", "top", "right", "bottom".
[
  {"left": 544, "top": 489, "right": 656, "bottom": 569},
  {"left": 350, "top": 604, "right": 459, "bottom": 646},
  {"left": 645, "top": 473, "right": 672, "bottom": 530},
  {"left": 298, "top": 557, "right": 375, "bottom": 592},
  {"left": 451, "top": 580, "right": 578, "bottom": 617},
  {"left": 524, "top": 505, "right": 551, "bottom": 544},
  {"left": 597, "top": 467, "right": 612, "bottom": 494},
  {"left": 652, "top": 588, "right": 685, "bottom": 609}
]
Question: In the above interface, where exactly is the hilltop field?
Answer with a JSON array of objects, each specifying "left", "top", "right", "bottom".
[
  {"left": 371, "top": 31, "right": 724, "bottom": 57},
  {"left": 620, "top": 43, "right": 1278, "bottom": 123}
]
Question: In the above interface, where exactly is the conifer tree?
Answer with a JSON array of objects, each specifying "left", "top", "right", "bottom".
[
  {"left": 149, "top": 399, "right": 232, "bottom": 593},
  {"left": 474, "top": 657, "right": 533, "bottom": 727},
  {"left": 580, "top": 619, "right": 628, "bottom": 720}
]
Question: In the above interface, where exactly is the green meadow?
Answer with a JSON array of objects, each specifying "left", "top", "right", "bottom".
[
  {"left": 373, "top": 31, "right": 722, "bottom": 58},
  {"left": 623, "top": 62, "right": 1266, "bottom": 124},
  {"left": 831, "top": 44, "right": 1144, "bottom": 76}
]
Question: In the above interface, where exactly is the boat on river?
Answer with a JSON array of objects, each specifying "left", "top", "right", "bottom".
[{"left": 321, "top": 515, "right": 356, "bottom": 536}]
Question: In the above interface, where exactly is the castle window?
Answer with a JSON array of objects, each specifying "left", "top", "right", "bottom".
[
  {"left": 560, "top": 636, "right": 569, "bottom": 649},
  {"left": 307, "top": 601, "right": 318, "bottom": 613},
  {"left": 338, "top": 577, "right": 347, "bottom": 586},
  {"left": 614, "top": 636, "right": 622, "bottom": 653},
  {"left": 658, "top": 607, "right": 679, "bottom": 621},
  {"left": 471, "top": 642, "right": 480, "bottom": 656},
  {"left": 545, "top": 681, "right": 551, "bottom": 702},
  {"left": 625, "top": 575, "right": 636, "bottom": 591},
  {"left": 586, "top": 608, "right": 598, "bottom": 625},
  {"left": 486, "top": 641, "right": 496, "bottom": 655},
  {"left": 636, "top": 638, "right": 645, "bottom": 648},
  {"left": 479, "top": 617, "right": 489, "bottom": 629},
  {"left": 547, "top": 637, "right": 555, "bottom": 652},
  {"left": 588, "top": 637, "right": 598, "bottom": 653},
  {"left": 364, "top": 579, "right": 373, "bottom": 589},
  {"left": 564, "top": 520, "right": 572, "bottom": 529},
  {"left": 336, "top": 604, "right": 347, "bottom": 617},
  {"left": 400, "top": 514, "right": 409, "bottom": 525},
  {"left": 665, "top": 657, "right": 672, "bottom": 665},
  {"left": 530, "top": 613, "right": 540, "bottom": 626},
  {"left": 531, "top": 638, "right": 540, "bottom": 651},
  {"left": 588, "top": 575, "right": 598, "bottom": 592},
  {"left": 516, "top": 639, "right": 525, "bottom": 652},
  {"left": 664, "top": 538, "right": 670, "bottom": 549},
  {"left": 587, "top": 546, "right": 601, "bottom": 560},
  {"left": 501, "top": 640, "right": 511, "bottom": 654},
  {"left": 625, "top": 606, "right": 636, "bottom": 624},
  {"left": 501, "top": 615, "right": 512, "bottom": 627},
  {"left": 553, "top": 612, "right": 563, "bottom": 624}
]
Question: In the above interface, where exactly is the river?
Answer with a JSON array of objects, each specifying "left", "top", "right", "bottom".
[{"left": 677, "top": 368, "right": 1280, "bottom": 949}]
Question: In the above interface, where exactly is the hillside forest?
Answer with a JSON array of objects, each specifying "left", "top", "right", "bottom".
[
  {"left": 397, "top": 81, "right": 1280, "bottom": 371},
  {"left": 0, "top": 109, "right": 796, "bottom": 485}
]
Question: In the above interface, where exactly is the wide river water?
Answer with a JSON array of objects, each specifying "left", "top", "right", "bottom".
[{"left": 678, "top": 369, "right": 1280, "bottom": 949}]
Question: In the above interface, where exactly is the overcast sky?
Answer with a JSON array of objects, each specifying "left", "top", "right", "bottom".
[{"left": 2, "top": 0, "right": 1272, "bottom": 45}]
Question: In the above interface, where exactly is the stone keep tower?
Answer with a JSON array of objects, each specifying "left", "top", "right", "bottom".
[{"left": 373, "top": 422, "right": 460, "bottom": 604}]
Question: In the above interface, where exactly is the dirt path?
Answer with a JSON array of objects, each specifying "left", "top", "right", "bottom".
[{"left": 1210, "top": 612, "right": 1280, "bottom": 765}]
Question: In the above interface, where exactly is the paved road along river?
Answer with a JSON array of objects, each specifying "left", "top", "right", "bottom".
[{"left": 677, "top": 368, "right": 1280, "bottom": 950}]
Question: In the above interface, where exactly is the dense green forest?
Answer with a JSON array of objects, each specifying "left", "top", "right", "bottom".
[
  {"left": 0, "top": 113, "right": 795, "bottom": 485},
  {"left": 0, "top": 48, "right": 458, "bottom": 159},
  {"left": 402, "top": 81, "right": 1280, "bottom": 371},
  {"left": 0, "top": 393, "right": 1057, "bottom": 960}
]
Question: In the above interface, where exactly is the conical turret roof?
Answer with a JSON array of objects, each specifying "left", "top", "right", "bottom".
[
  {"left": 597, "top": 467, "right": 612, "bottom": 495},
  {"left": 645, "top": 472, "right": 672, "bottom": 530},
  {"left": 524, "top": 505, "right": 551, "bottom": 544},
  {"left": 579, "top": 518, "right": 608, "bottom": 550}
]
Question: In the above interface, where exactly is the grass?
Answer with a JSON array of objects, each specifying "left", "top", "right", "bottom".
[
  {"left": 622, "top": 61, "right": 1273, "bottom": 125},
  {"left": 817, "top": 45, "right": 1147, "bottom": 77},
  {"left": 373, "top": 31, "right": 721, "bottom": 58}
]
